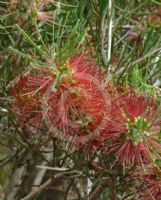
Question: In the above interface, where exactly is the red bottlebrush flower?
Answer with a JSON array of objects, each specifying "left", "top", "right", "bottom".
[
  {"left": 135, "top": 167, "right": 161, "bottom": 200},
  {"left": 102, "top": 89, "right": 161, "bottom": 166},
  {"left": 41, "top": 54, "right": 109, "bottom": 143},
  {"left": 11, "top": 54, "right": 109, "bottom": 143}
]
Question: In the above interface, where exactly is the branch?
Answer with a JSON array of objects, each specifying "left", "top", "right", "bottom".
[
  {"left": 20, "top": 177, "right": 52, "bottom": 200},
  {"left": 108, "top": 0, "right": 113, "bottom": 65},
  {"left": 101, "top": 0, "right": 113, "bottom": 72},
  {"left": 132, "top": 47, "right": 161, "bottom": 65},
  {"left": 20, "top": 170, "right": 83, "bottom": 200},
  {"left": 32, "top": 151, "right": 53, "bottom": 190},
  {"left": 89, "top": 177, "right": 112, "bottom": 200},
  {"left": 0, "top": 148, "right": 25, "bottom": 168}
]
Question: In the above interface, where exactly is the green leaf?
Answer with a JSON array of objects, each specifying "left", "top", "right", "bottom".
[
  {"left": 151, "top": 0, "right": 161, "bottom": 6},
  {"left": 16, "top": 24, "right": 50, "bottom": 58},
  {"left": 9, "top": 46, "right": 49, "bottom": 67}
]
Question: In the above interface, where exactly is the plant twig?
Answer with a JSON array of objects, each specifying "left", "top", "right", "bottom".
[
  {"left": 132, "top": 47, "right": 161, "bottom": 65},
  {"left": 108, "top": 0, "right": 113, "bottom": 65},
  {"left": 0, "top": 149, "right": 25, "bottom": 168},
  {"left": 89, "top": 177, "right": 112, "bottom": 200},
  {"left": 20, "top": 170, "right": 83, "bottom": 200}
]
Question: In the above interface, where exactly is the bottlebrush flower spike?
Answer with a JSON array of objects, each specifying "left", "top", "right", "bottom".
[
  {"left": 11, "top": 54, "right": 109, "bottom": 143},
  {"left": 41, "top": 54, "right": 109, "bottom": 142},
  {"left": 102, "top": 89, "right": 161, "bottom": 166}
]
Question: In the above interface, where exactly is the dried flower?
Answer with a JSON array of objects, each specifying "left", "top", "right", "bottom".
[
  {"left": 147, "top": 8, "right": 161, "bottom": 29},
  {"left": 32, "top": 0, "right": 53, "bottom": 23},
  {"left": 135, "top": 167, "right": 161, "bottom": 200}
]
